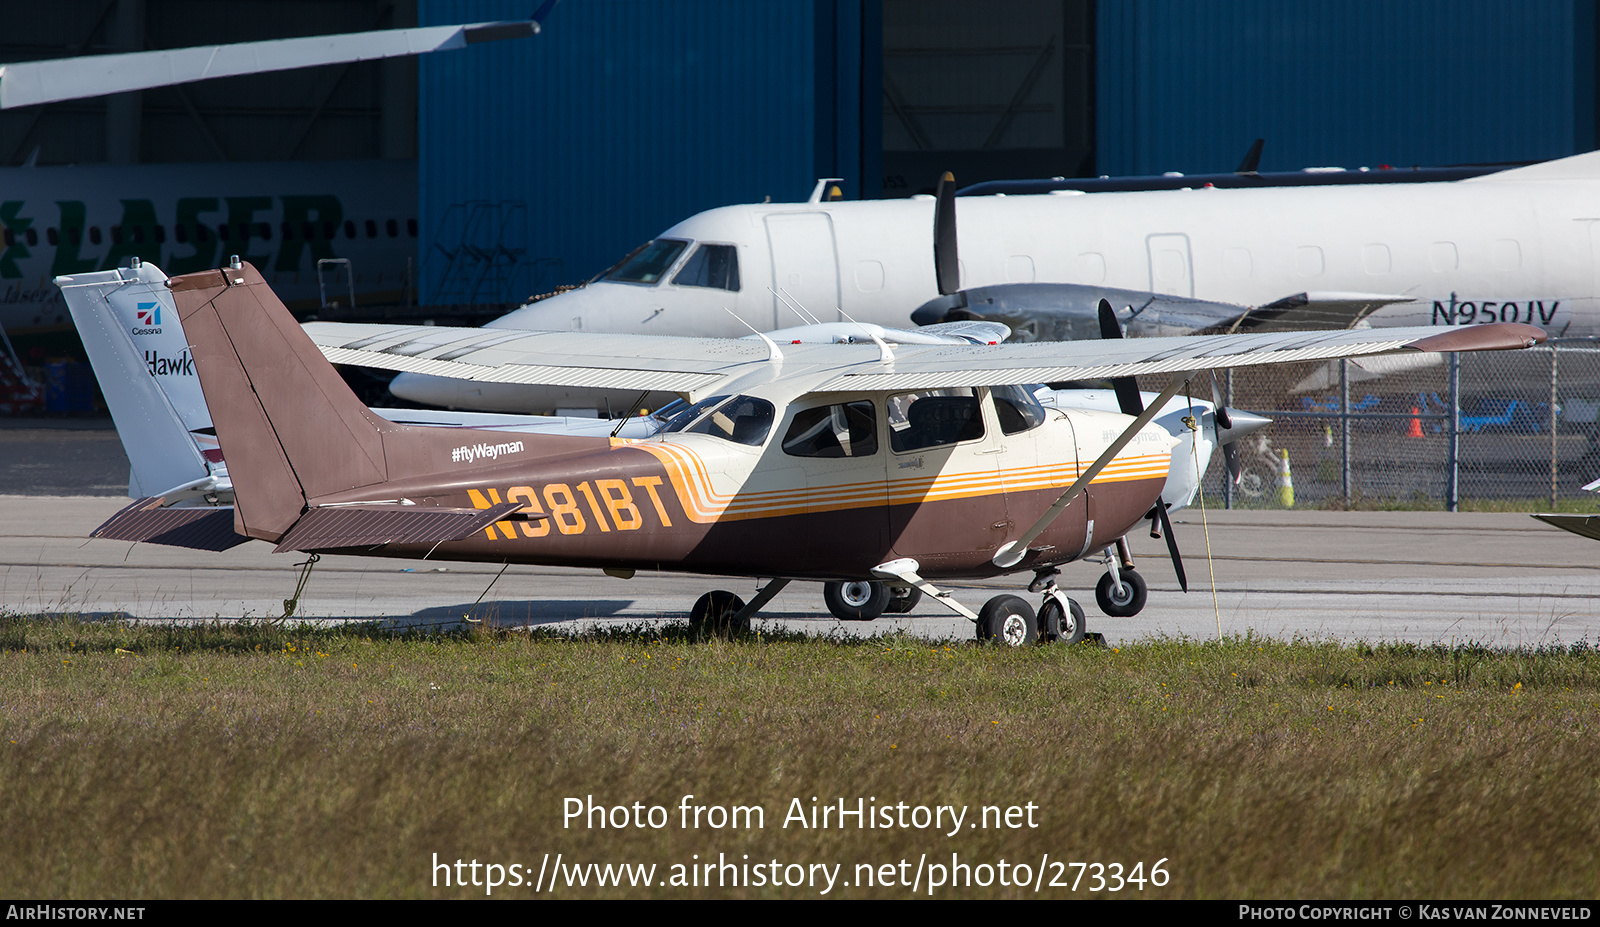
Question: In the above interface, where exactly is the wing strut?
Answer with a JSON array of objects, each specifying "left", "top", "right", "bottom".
[{"left": 992, "top": 371, "right": 1191, "bottom": 569}]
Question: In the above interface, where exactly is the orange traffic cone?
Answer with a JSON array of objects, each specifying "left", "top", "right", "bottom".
[{"left": 1407, "top": 407, "right": 1424, "bottom": 438}]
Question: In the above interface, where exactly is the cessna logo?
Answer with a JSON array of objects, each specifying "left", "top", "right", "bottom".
[
  {"left": 145, "top": 349, "right": 194, "bottom": 377},
  {"left": 131, "top": 301, "right": 162, "bottom": 335},
  {"left": 452, "top": 440, "right": 525, "bottom": 464}
]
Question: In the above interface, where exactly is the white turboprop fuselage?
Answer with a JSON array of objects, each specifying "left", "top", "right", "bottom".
[{"left": 488, "top": 151, "right": 1600, "bottom": 340}]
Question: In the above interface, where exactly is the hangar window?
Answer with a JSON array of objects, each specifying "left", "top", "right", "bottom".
[
  {"left": 783, "top": 401, "right": 877, "bottom": 458},
  {"left": 605, "top": 238, "right": 689, "bottom": 285},
  {"left": 888, "top": 388, "right": 985, "bottom": 452},
  {"left": 661, "top": 393, "right": 775, "bottom": 446},
  {"left": 672, "top": 243, "right": 740, "bottom": 291}
]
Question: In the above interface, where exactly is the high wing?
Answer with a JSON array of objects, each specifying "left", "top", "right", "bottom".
[
  {"left": 0, "top": 4, "right": 554, "bottom": 109},
  {"left": 303, "top": 319, "right": 1544, "bottom": 404},
  {"left": 1217, "top": 291, "right": 1415, "bottom": 332}
]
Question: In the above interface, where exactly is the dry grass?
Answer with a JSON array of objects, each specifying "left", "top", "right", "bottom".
[{"left": 0, "top": 615, "right": 1596, "bottom": 898}]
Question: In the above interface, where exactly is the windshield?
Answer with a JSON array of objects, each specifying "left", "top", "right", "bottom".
[
  {"left": 660, "top": 394, "right": 775, "bottom": 446},
  {"left": 605, "top": 238, "right": 690, "bottom": 284}
]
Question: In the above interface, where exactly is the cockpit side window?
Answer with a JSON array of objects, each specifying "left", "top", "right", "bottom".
[
  {"left": 604, "top": 238, "right": 690, "bottom": 284},
  {"left": 672, "top": 243, "right": 741, "bottom": 291},
  {"left": 782, "top": 401, "right": 877, "bottom": 458}
]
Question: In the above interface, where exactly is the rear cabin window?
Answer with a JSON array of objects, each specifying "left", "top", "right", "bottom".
[{"left": 888, "top": 389, "right": 985, "bottom": 452}]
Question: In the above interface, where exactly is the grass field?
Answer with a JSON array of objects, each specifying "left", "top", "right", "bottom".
[{"left": 1, "top": 615, "right": 1596, "bottom": 899}]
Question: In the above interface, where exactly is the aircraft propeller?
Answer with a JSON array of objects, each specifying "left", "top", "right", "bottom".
[
  {"left": 933, "top": 171, "right": 960, "bottom": 295},
  {"left": 1097, "top": 298, "right": 1188, "bottom": 593}
]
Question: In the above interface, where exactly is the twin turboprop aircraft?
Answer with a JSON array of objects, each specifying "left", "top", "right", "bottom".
[
  {"left": 391, "top": 150, "right": 1600, "bottom": 413},
  {"left": 91, "top": 260, "right": 1544, "bottom": 644}
]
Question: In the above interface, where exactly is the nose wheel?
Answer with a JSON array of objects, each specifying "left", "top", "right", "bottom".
[{"left": 1038, "top": 594, "right": 1087, "bottom": 645}]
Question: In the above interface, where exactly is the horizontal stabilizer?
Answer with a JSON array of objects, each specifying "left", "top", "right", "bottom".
[
  {"left": 273, "top": 501, "right": 525, "bottom": 553},
  {"left": 1531, "top": 513, "right": 1600, "bottom": 542},
  {"left": 92, "top": 498, "right": 250, "bottom": 551}
]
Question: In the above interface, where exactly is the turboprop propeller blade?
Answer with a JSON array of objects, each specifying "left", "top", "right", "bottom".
[{"left": 934, "top": 171, "right": 960, "bottom": 296}]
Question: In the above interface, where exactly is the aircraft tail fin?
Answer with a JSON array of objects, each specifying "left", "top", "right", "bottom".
[
  {"left": 1461, "top": 148, "right": 1600, "bottom": 182},
  {"left": 169, "top": 261, "right": 605, "bottom": 545},
  {"left": 56, "top": 264, "right": 219, "bottom": 498},
  {"left": 170, "top": 262, "right": 395, "bottom": 542}
]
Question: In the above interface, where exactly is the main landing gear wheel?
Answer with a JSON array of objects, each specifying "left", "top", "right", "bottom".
[
  {"left": 823, "top": 580, "right": 891, "bottom": 621},
  {"left": 1039, "top": 596, "right": 1087, "bottom": 645},
  {"left": 977, "top": 595, "right": 1038, "bottom": 647},
  {"left": 1095, "top": 568, "right": 1148, "bottom": 618},
  {"left": 885, "top": 585, "right": 922, "bottom": 614},
  {"left": 690, "top": 590, "right": 748, "bottom": 638}
]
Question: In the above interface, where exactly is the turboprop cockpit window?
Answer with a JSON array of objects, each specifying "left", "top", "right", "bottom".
[
  {"left": 672, "top": 243, "right": 741, "bottom": 291},
  {"left": 888, "top": 389, "right": 985, "bottom": 453},
  {"left": 991, "top": 384, "right": 1046, "bottom": 434},
  {"left": 782, "top": 401, "right": 878, "bottom": 458},
  {"left": 661, "top": 394, "right": 775, "bottom": 446},
  {"left": 605, "top": 238, "right": 690, "bottom": 284}
]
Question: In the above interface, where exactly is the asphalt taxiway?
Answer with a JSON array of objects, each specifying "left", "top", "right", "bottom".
[{"left": 2, "top": 493, "right": 1595, "bottom": 646}]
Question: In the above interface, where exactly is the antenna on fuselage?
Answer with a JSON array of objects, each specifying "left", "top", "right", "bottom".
[{"left": 769, "top": 286, "right": 821, "bottom": 325}]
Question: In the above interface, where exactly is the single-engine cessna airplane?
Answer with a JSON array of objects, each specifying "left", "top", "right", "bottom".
[
  {"left": 64, "top": 261, "right": 1268, "bottom": 621},
  {"left": 89, "top": 260, "right": 1544, "bottom": 645},
  {"left": 391, "top": 152, "right": 1600, "bottom": 412}
]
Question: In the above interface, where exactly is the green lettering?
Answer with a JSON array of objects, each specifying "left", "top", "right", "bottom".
[
  {"left": 275, "top": 194, "right": 342, "bottom": 272},
  {"left": 225, "top": 196, "right": 274, "bottom": 268},
  {"left": 167, "top": 197, "right": 219, "bottom": 275},
  {"left": 99, "top": 199, "right": 161, "bottom": 271},
  {"left": 50, "top": 201, "right": 98, "bottom": 276},
  {"left": 0, "top": 201, "right": 33, "bottom": 279}
]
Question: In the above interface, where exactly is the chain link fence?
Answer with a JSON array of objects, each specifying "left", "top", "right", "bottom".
[{"left": 1148, "top": 339, "right": 1600, "bottom": 511}]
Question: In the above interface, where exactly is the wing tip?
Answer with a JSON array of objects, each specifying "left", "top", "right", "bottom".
[{"left": 1403, "top": 322, "right": 1547, "bottom": 353}]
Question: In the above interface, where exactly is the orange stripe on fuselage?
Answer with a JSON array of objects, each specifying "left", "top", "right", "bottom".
[{"left": 631, "top": 442, "right": 1169, "bottom": 524}]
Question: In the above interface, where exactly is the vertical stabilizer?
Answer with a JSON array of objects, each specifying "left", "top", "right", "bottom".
[
  {"left": 170, "top": 263, "right": 392, "bottom": 541},
  {"left": 57, "top": 264, "right": 215, "bottom": 497}
]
